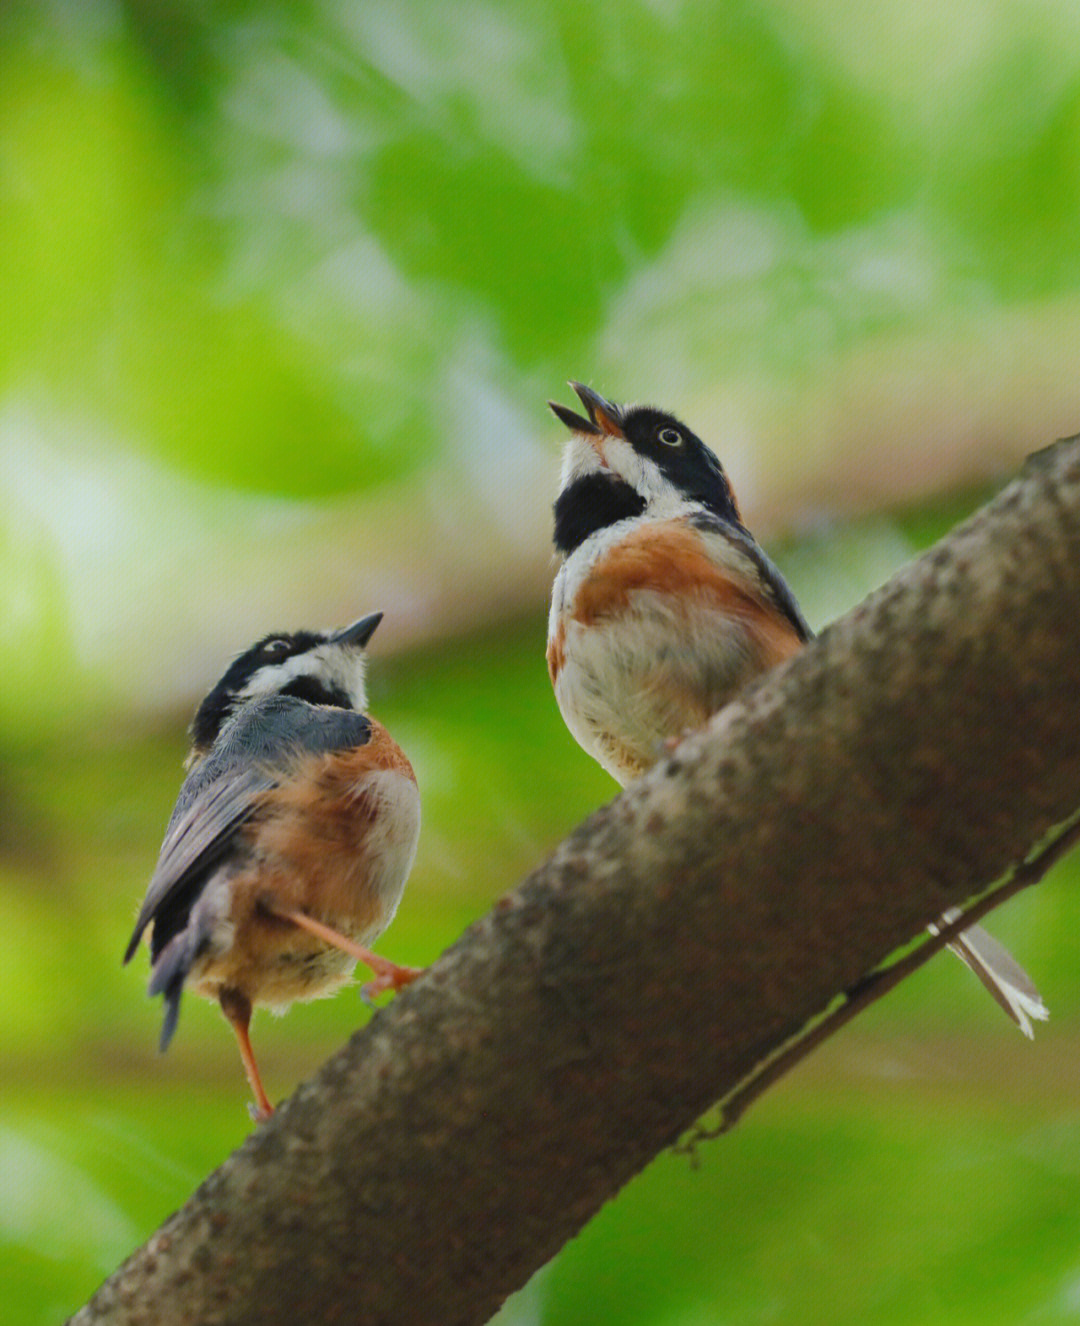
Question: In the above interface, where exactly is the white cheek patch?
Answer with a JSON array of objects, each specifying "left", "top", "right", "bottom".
[
  {"left": 238, "top": 666, "right": 284, "bottom": 701},
  {"left": 317, "top": 646, "right": 369, "bottom": 709},
  {"left": 601, "top": 438, "right": 685, "bottom": 514},
  {"left": 239, "top": 647, "right": 369, "bottom": 710},
  {"left": 562, "top": 434, "right": 684, "bottom": 518}
]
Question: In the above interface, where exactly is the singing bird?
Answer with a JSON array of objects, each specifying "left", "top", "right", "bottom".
[
  {"left": 546, "top": 382, "right": 1047, "bottom": 1036},
  {"left": 124, "top": 612, "right": 422, "bottom": 1117}
]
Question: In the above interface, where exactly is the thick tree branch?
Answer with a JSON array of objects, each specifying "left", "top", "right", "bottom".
[
  {"left": 73, "top": 439, "right": 1080, "bottom": 1326},
  {"left": 690, "top": 806, "right": 1080, "bottom": 1143}
]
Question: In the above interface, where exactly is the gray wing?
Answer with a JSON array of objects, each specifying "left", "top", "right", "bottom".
[
  {"left": 122, "top": 762, "right": 273, "bottom": 963},
  {"left": 123, "top": 696, "right": 372, "bottom": 964},
  {"left": 689, "top": 511, "right": 814, "bottom": 643}
]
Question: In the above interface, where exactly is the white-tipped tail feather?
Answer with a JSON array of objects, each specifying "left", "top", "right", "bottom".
[{"left": 929, "top": 909, "right": 1049, "bottom": 1038}]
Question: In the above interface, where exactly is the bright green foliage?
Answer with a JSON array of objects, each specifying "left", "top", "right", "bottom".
[{"left": 4, "top": 1, "right": 1080, "bottom": 1322}]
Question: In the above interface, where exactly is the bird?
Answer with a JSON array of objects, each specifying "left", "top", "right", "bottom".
[
  {"left": 124, "top": 611, "right": 422, "bottom": 1118},
  {"left": 547, "top": 381, "right": 1047, "bottom": 1037}
]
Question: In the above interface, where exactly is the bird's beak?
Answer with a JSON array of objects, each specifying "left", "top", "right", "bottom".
[
  {"left": 548, "top": 382, "right": 626, "bottom": 443},
  {"left": 331, "top": 611, "right": 383, "bottom": 648}
]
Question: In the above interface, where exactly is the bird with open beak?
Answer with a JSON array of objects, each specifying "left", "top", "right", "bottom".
[{"left": 546, "top": 381, "right": 1048, "bottom": 1037}]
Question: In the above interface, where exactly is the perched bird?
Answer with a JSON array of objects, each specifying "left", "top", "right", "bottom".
[
  {"left": 124, "top": 612, "right": 422, "bottom": 1118},
  {"left": 547, "top": 382, "right": 1047, "bottom": 1036}
]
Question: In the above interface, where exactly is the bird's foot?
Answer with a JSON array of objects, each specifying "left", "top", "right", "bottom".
[
  {"left": 659, "top": 726, "right": 697, "bottom": 758},
  {"left": 360, "top": 958, "right": 424, "bottom": 1006},
  {"left": 274, "top": 907, "right": 424, "bottom": 1006},
  {"left": 219, "top": 987, "right": 276, "bottom": 1123}
]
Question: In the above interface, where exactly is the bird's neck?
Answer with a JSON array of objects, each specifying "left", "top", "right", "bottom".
[
  {"left": 552, "top": 473, "right": 647, "bottom": 556},
  {"left": 275, "top": 674, "right": 356, "bottom": 710}
]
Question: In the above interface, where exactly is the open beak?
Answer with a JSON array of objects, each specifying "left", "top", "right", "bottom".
[
  {"left": 331, "top": 611, "right": 383, "bottom": 649},
  {"left": 548, "top": 382, "right": 626, "bottom": 441}
]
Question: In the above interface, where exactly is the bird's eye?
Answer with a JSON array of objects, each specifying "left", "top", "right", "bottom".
[
  {"left": 657, "top": 427, "right": 683, "bottom": 447},
  {"left": 263, "top": 639, "right": 290, "bottom": 658}
]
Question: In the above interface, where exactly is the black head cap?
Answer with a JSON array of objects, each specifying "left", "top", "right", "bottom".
[{"left": 618, "top": 404, "right": 743, "bottom": 526}]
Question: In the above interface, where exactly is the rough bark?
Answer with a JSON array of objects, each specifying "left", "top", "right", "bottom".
[{"left": 72, "top": 439, "right": 1080, "bottom": 1326}]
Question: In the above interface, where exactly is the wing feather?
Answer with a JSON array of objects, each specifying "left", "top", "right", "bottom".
[
  {"left": 122, "top": 765, "right": 272, "bottom": 963},
  {"left": 688, "top": 512, "right": 814, "bottom": 643},
  {"left": 123, "top": 696, "right": 373, "bottom": 964}
]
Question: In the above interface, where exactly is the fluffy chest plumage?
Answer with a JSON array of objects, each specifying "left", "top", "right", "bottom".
[
  {"left": 192, "top": 729, "right": 421, "bottom": 1007},
  {"left": 547, "top": 514, "right": 804, "bottom": 784}
]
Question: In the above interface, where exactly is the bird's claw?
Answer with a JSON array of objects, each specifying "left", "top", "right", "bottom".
[{"left": 360, "top": 962, "right": 424, "bottom": 1006}]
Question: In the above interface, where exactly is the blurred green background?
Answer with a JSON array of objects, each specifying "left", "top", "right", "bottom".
[{"left": 4, "top": 1, "right": 1080, "bottom": 1322}]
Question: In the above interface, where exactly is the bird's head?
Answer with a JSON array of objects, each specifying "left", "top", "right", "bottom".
[
  {"left": 549, "top": 383, "right": 743, "bottom": 555},
  {"left": 188, "top": 611, "right": 383, "bottom": 760}
]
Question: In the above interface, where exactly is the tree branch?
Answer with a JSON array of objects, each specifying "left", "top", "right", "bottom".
[
  {"left": 72, "top": 439, "right": 1080, "bottom": 1326},
  {"left": 685, "top": 806, "right": 1080, "bottom": 1147}
]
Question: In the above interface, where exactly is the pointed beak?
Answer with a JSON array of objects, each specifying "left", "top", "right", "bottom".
[
  {"left": 331, "top": 611, "right": 383, "bottom": 649},
  {"left": 548, "top": 382, "right": 626, "bottom": 442}
]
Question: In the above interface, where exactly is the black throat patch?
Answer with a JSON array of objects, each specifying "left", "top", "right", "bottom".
[
  {"left": 553, "top": 474, "right": 647, "bottom": 556},
  {"left": 277, "top": 675, "right": 353, "bottom": 710}
]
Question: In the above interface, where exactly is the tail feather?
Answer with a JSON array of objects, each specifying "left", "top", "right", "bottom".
[
  {"left": 143, "top": 885, "right": 224, "bottom": 1051},
  {"left": 148, "top": 913, "right": 220, "bottom": 1052},
  {"left": 147, "top": 930, "right": 193, "bottom": 1051},
  {"left": 158, "top": 984, "right": 183, "bottom": 1053},
  {"left": 930, "top": 909, "right": 1048, "bottom": 1038}
]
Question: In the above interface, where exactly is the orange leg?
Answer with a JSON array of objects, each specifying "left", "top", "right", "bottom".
[
  {"left": 219, "top": 988, "right": 274, "bottom": 1121},
  {"left": 276, "top": 908, "right": 424, "bottom": 1000}
]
